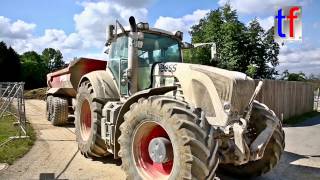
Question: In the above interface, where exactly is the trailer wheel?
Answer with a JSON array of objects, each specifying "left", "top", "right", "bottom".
[
  {"left": 219, "top": 101, "right": 285, "bottom": 177},
  {"left": 50, "top": 97, "right": 68, "bottom": 126},
  {"left": 46, "top": 95, "right": 53, "bottom": 121},
  {"left": 119, "top": 96, "right": 219, "bottom": 180},
  {"left": 75, "top": 80, "right": 109, "bottom": 157}
]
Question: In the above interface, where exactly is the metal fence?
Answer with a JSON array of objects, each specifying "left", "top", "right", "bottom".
[
  {"left": 255, "top": 80, "right": 314, "bottom": 120},
  {"left": 0, "top": 82, "right": 28, "bottom": 147}
]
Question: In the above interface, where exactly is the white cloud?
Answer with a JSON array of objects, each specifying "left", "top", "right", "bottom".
[
  {"left": 74, "top": 1, "right": 148, "bottom": 48},
  {"left": 0, "top": 16, "right": 36, "bottom": 39},
  {"left": 218, "top": 0, "right": 299, "bottom": 14},
  {"left": 83, "top": 51, "right": 108, "bottom": 60},
  {"left": 257, "top": 16, "right": 274, "bottom": 31},
  {"left": 154, "top": 9, "right": 209, "bottom": 41},
  {"left": 64, "top": 33, "right": 83, "bottom": 49},
  {"left": 154, "top": 17, "right": 185, "bottom": 32},
  {"left": 277, "top": 45, "right": 320, "bottom": 74},
  {"left": 31, "top": 29, "right": 84, "bottom": 52},
  {"left": 0, "top": 1, "right": 149, "bottom": 61},
  {"left": 2, "top": 27, "right": 84, "bottom": 57}
]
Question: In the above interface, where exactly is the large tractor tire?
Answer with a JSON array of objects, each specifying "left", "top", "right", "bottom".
[
  {"left": 49, "top": 97, "right": 69, "bottom": 126},
  {"left": 46, "top": 95, "right": 53, "bottom": 121},
  {"left": 118, "top": 96, "right": 219, "bottom": 180},
  {"left": 219, "top": 100, "right": 285, "bottom": 177},
  {"left": 75, "top": 80, "right": 109, "bottom": 157}
]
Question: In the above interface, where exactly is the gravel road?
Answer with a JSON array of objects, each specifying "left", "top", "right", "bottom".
[{"left": 0, "top": 99, "right": 320, "bottom": 180}]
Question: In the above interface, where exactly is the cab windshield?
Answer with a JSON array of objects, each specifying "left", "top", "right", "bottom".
[
  {"left": 138, "top": 33, "right": 181, "bottom": 64},
  {"left": 108, "top": 33, "right": 181, "bottom": 94},
  {"left": 137, "top": 33, "right": 181, "bottom": 89}
]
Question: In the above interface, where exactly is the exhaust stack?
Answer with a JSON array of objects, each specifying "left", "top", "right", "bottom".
[
  {"left": 129, "top": 16, "right": 137, "bottom": 32},
  {"left": 127, "top": 16, "right": 138, "bottom": 94}
]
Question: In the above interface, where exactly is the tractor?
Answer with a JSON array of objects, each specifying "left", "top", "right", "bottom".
[{"left": 46, "top": 16, "right": 285, "bottom": 179}]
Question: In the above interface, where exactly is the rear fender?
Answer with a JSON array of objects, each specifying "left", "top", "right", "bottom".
[{"left": 78, "top": 70, "right": 120, "bottom": 102}]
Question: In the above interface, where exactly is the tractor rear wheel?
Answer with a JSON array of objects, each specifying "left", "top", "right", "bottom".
[
  {"left": 219, "top": 100, "right": 285, "bottom": 177},
  {"left": 49, "top": 97, "right": 68, "bottom": 126},
  {"left": 118, "top": 96, "right": 219, "bottom": 180},
  {"left": 75, "top": 80, "right": 109, "bottom": 157}
]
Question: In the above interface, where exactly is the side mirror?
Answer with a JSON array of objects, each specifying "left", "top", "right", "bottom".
[
  {"left": 106, "top": 25, "right": 115, "bottom": 44},
  {"left": 104, "top": 47, "right": 110, "bottom": 54}
]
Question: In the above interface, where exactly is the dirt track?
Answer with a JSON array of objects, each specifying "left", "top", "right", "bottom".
[
  {"left": 0, "top": 99, "right": 320, "bottom": 180},
  {"left": 0, "top": 100, "right": 126, "bottom": 180}
]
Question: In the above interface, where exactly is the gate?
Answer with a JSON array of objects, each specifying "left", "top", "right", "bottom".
[{"left": 0, "top": 82, "right": 28, "bottom": 147}]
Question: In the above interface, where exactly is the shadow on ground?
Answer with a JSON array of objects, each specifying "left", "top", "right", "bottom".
[
  {"left": 290, "top": 115, "right": 320, "bottom": 127},
  {"left": 218, "top": 151, "right": 320, "bottom": 180},
  {"left": 38, "top": 150, "right": 122, "bottom": 180}
]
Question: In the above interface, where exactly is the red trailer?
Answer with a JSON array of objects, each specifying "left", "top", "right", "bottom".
[{"left": 46, "top": 58, "right": 107, "bottom": 125}]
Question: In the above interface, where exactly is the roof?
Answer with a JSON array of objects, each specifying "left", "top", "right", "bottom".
[{"left": 113, "top": 26, "right": 182, "bottom": 41}]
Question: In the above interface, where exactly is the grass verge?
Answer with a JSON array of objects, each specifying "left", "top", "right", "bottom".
[
  {"left": 0, "top": 115, "right": 36, "bottom": 165},
  {"left": 284, "top": 111, "right": 320, "bottom": 125}
]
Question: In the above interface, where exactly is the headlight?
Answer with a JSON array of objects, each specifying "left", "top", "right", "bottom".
[{"left": 223, "top": 102, "right": 231, "bottom": 113}]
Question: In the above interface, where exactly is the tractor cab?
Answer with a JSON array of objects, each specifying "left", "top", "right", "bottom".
[{"left": 105, "top": 17, "right": 183, "bottom": 96}]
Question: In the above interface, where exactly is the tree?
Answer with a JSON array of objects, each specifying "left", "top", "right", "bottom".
[
  {"left": 262, "top": 27, "right": 280, "bottom": 78},
  {"left": 0, "top": 41, "right": 21, "bottom": 82},
  {"left": 0, "top": 42, "right": 66, "bottom": 89},
  {"left": 280, "top": 70, "right": 306, "bottom": 81},
  {"left": 20, "top": 51, "right": 47, "bottom": 89},
  {"left": 41, "top": 48, "right": 65, "bottom": 72},
  {"left": 188, "top": 4, "right": 280, "bottom": 79}
]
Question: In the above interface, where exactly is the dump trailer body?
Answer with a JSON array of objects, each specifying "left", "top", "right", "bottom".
[{"left": 46, "top": 58, "right": 107, "bottom": 97}]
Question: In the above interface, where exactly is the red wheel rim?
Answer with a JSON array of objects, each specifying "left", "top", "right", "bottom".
[
  {"left": 80, "top": 100, "right": 91, "bottom": 141},
  {"left": 133, "top": 121, "right": 173, "bottom": 179}
]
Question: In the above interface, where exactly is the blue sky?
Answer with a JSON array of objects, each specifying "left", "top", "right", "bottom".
[{"left": 0, "top": 0, "right": 319, "bottom": 75}]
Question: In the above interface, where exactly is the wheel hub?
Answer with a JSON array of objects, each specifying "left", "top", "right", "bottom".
[
  {"left": 80, "top": 99, "right": 91, "bottom": 141},
  {"left": 133, "top": 122, "right": 173, "bottom": 178},
  {"left": 148, "top": 137, "right": 173, "bottom": 163}
]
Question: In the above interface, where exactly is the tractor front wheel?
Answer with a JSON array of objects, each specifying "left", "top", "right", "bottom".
[
  {"left": 219, "top": 100, "right": 285, "bottom": 177},
  {"left": 118, "top": 96, "right": 219, "bottom": 179}
]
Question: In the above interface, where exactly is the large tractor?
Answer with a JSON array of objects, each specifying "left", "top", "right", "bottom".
[{"left": 46, "top": 16, "right": 285, "bottom": 179}]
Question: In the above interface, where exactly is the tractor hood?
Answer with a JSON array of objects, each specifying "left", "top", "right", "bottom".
[{"left": 152, "top": 62, "right": 255, "bottom": 126}]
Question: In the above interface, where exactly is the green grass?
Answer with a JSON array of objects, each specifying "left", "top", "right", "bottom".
[
  {"left": 284, "top": 111, "right": 320, "bottom": 125},
  {"left": 0, "top": 114, "right": 36, "bottom": 165}
]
